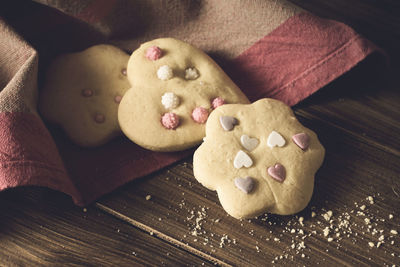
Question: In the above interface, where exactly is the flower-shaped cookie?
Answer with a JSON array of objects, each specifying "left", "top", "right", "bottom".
[
  {"left": 118, "top": 38, "right": 249, "bottom": 151},
  {"left": 39, "top": 45, "right": 130, "bottom": 147},
  {"left": 193, "top": 99, "right": 325, "bottom": 219}
]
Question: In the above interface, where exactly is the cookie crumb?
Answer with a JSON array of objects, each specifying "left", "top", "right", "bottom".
[
  {"left": 145, "top": 195, "right": 152, "bottom": 200},
  {"left": 83, "top": 208, "right": 87, "bottom": 212},
  {"left": 219, "top": 234, "right": 229, "bottom": 248},
  {"left": 368, "top": 241, "right": 374, "bottom": 248},
  {"left": 389, "top": 214, "right": 394, "bottom": 219},
  {"left": 323, "top": 211, "right": 333, "bottom": 221},
  {"left": 390, "top": 230, "right": 398, "bottom": 235},
  {"left": 323, "top": 227, "right": 330, "bottom": 237}
]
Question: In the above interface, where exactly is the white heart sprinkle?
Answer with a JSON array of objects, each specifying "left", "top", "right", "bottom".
[
  {"left": 267, "top": 131, "right": 286, "bottom": 148},
  {"left": 234, "top": 150, "right": 253, "bottom": 169},
  {"left": 240, "top": 135, "right": 259, "bottom": 151}
]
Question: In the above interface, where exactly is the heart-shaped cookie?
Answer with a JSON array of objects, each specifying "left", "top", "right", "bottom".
[
  {"left": 220, "top": 116, "right": 238, "bottom": 131},
  {"left": 234, "top": 177, "right": 255, "bottom": 193},
  {"left": 292, "top": 133, "right": 310, "bottom": 150},
  {"left": 240, "top": 135, "right": 259, "bottom": 151},
  {"left": 234, "top": 150, "right": 253, "bottom": 169},
  {"left": 268, "top": 163, "right": 286, "bottom": 183},
  {"left": 267, "top": 131, "right": 286, "bottom": 148},
  {"left": 118, "top": 38, "right": 249, "bottom": 152}
]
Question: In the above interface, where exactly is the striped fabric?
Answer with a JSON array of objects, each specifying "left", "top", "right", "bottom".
[{"left": 0, "top": 0, "right": 379, "bottom": 205}]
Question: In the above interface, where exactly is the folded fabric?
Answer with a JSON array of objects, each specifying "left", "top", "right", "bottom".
[{"left": 0, "top": 0, "right": 379, "bottom": 205}]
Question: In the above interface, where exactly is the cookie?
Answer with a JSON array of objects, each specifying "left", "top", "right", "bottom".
[
  {"left": 193, "top": 98, "right": 325, "bottom": 219},
  {"left": 118, "top": 38, "right": 249, "bottom": 151},
  {"left": 39, "top": 45, "right": 131, "bottom": 147}
]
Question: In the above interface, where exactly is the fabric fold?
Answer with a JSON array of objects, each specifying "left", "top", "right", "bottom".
[{"left": 0, "top": 1, "right": 384, "bottom": 205}]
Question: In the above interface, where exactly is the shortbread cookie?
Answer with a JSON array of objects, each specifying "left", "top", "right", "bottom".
[
  {"left": 39, "top": 45, "right": 131, "bottom": 147},
  {"left": 193, "top": 98, "right": 325, "bottom": 219},
  {"left": 118, "top": 38, "right": 249, "bottom": 152}
]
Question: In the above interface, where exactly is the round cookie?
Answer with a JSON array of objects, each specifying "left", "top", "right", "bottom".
[
  {"left": 39, "top": 45, "right": 131, "bottom": 147},
  {"left": 118, "top": 38, "right": 249, "bottom": 152},
  {"left": 193, "top": 98, "right": 325, "bottom": 219}
]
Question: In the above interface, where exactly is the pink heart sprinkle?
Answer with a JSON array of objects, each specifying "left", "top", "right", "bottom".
[
  {"left": 267, "top": 163, "right": 286, "bottom": 183},
  {"left": 292, "top": 133, "right": 310, "bottom": 150}
]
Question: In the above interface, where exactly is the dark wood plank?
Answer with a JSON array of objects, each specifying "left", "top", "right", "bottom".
[
  {"left": 295, "top": 56, "right": 400, "bottom": 156},
  {"left": 62, "top": 1, "right": 400, "bottom": 266},
  {"left": 0, "top": 187, "right": 213, "bottom": 266},
  {"left": 97, "top": 113, "right": 400, "bottom": 266},
  {"left": 1, "top": 1, "right": 399, "bottom": 266}
]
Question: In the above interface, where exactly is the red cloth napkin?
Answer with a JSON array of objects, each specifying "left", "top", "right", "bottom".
[{"left": 0, "top": 1, "right": 379, "bottom": 205}]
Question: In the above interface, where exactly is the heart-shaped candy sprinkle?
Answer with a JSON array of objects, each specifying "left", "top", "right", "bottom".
[
  {"left": 219, "top": 116, "right": 238, "bottom": 131},
  {"left": 234, "top": 150, "right": 253, "bottom": 169},
  {"left": 234, "top": 177, "right": 255, "bottom": 194},
  {"left": 267, "top": 163, "right": 286, "bottom": 183},
  {"left": 292, "top": 133, "right": 310, "bottom": 150},
  {"left": 240, "top": 135, "right": 259, "bottom": 151},
  {"left": 267, "top": 131, "right": 286, "bottom": 148}
]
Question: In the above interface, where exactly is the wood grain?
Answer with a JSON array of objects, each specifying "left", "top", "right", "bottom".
[
  {"left": 0, "top": 187, "right": 213, "bottom": 266},
  {"left": 96, "top": 112, "right": 400, "bottom": 266},
  {"left": 296, "top": 55, "right": 400, "bottom": 156},
  {"left": 0, "top": 0, "right": 399, "bottom": 266}
]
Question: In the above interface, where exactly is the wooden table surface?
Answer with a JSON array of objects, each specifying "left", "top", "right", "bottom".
[{"left": 1, "top": 1, "right": 399, "bottom": 266}]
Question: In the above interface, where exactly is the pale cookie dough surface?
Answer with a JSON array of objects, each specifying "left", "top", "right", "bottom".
[
  {"left": 39, "top": 45, "right": 131, "bottom": 147},
  {"left": 193, "top": 99, "right": 325, "bottom": 219},
  {"left": 118, "top": 38, "right": 249, "bottom": 152}
]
